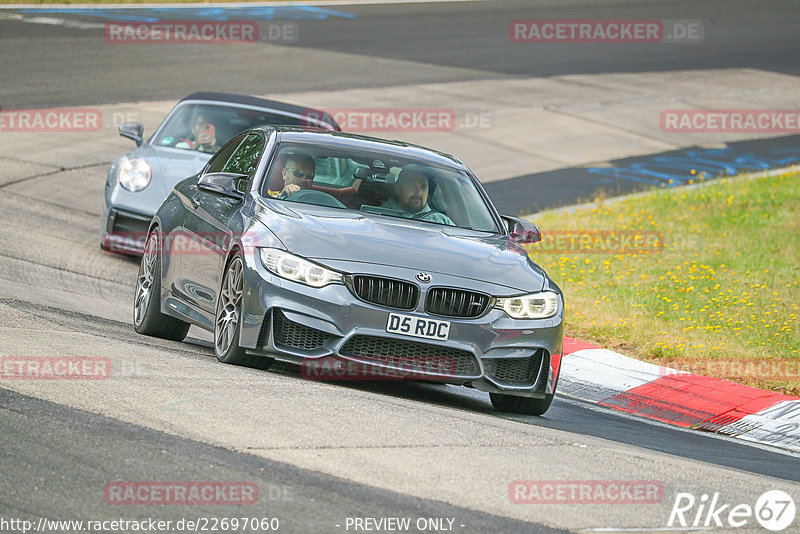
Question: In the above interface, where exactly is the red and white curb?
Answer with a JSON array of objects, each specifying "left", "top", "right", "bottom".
[{"left": 559, "top": 337, "right": 800, "bottom": 453}]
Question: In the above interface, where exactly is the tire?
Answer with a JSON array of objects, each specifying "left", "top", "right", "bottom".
[
  {"left": 134, "top": 231, "right": 190, "bottom": 341},
  {"left": 214, "top": 254, "right": 273, "bottom": 370},
  {"left": 490, "top": 392, "right": 554, "bottom": 416}
]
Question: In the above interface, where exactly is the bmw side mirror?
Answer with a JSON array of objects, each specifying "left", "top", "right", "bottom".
[
  {"left": 198, "top": 172, "right": 247, "bottom": 202},
  {"left": 502, "top": 215, "right": 541, "bottom": 245},
  {"left": 119, "top": 122, "right": 144, "bottom": 147}
]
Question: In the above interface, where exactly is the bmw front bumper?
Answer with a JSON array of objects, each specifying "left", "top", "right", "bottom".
[{"left": 237, "top": 252, "right": 564, "bottom": 398}]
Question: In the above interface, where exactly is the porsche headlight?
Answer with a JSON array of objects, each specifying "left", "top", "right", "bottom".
[
  {"left": 260, "top": 249, "right": 343, "bottom": 288},
  {"left": 495, "top": 291, "right": 559, "bottom": 319},
  {"left": 118, "top": 157, "right": 152, "bottom": 192}
]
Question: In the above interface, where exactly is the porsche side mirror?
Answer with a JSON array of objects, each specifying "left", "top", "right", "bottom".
[
  {"left": 502, "top": 215, "right": 541, "bottom": 245},
  {"left": 198, "top": 172, "right": 247, "bottom": 202},
  {"left": 119, "top": 122, "right": 144, "bottom": 147}
]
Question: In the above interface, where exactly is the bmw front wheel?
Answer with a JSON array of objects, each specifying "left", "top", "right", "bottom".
[{"left": 215, "top": 255, "right": 272, "bottom": 370}]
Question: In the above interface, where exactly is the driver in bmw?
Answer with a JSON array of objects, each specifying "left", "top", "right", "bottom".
[
  {"left": 271, "top": 154, "right": 316, "bottom": 198},
  {"left": 382, "top": 165, "right": 455, "bottom": 225}
]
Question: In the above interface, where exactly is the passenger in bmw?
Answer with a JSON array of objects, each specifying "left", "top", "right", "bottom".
[{"left": 381, "top": 165, "right": 455, "bottom": 225}]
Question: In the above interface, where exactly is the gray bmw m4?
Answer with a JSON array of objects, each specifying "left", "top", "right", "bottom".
[{"left": 134, "top": 126, "right": 564, "bottom": 415}]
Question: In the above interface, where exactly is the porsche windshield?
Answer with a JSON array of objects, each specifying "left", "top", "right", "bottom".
[
  {"left": 262, "top": 142, "right": 499, "bottom": 232},
  {"left": 153, "top": 103, "right": 307, "bottom": 153}
]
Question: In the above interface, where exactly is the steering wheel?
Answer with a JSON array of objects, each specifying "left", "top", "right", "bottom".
[{"left": 285, "top": 188, "right": 347, "bottom": 209}]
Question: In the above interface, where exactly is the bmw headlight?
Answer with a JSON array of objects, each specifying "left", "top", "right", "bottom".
[
  {"left": 495, "top": 291, "right": 559, "bottom": 319},
  {"left": 260, "top": 249, "right": 343, "bottom": 288},
  {"left": 118, "top": 157, "right": 152, "bottom": 192}
]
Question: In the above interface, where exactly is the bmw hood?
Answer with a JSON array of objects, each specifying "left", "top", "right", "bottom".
[{"left": 256, "top": 203, "right": 546, "bottom": 293}]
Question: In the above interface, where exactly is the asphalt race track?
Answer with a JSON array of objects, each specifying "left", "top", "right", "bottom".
[
  {"left": 2, "top": 0, "right": 800, "bottom": 107},
  {"left": 1, "top": 1, "right": 799, "bottom": 533}
]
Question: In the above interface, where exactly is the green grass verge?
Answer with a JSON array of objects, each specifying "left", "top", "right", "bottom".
[{"left": 525, "top": 168, "right": 800, "bottom": 396}]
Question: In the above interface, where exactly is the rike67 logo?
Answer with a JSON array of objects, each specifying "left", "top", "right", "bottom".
[{"left": 669, "top": 490, "right": 796, "bottom": 531}]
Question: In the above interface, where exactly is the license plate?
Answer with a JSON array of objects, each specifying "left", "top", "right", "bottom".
[{"left": 386, "top": 313, "right": 450, "bottom": 341}]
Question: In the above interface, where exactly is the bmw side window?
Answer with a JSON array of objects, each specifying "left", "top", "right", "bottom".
[
  {"left": 204, "top": 134, "right": 246, "bottom": 175},
  {"left": 223, "top": 134, "right": 265, "bottom": 191}
]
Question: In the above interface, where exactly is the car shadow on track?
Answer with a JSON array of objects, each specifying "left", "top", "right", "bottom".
[
  {"left": 198, "top": 355, "right": 800, "bottom": 483},
  {"left": 258, "top": 359, "right": 502, "bottom": 415}
]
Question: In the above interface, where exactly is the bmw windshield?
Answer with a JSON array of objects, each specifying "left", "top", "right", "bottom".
[{"left": 261, "top": 141, "right": 500, "bottom": 233}]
